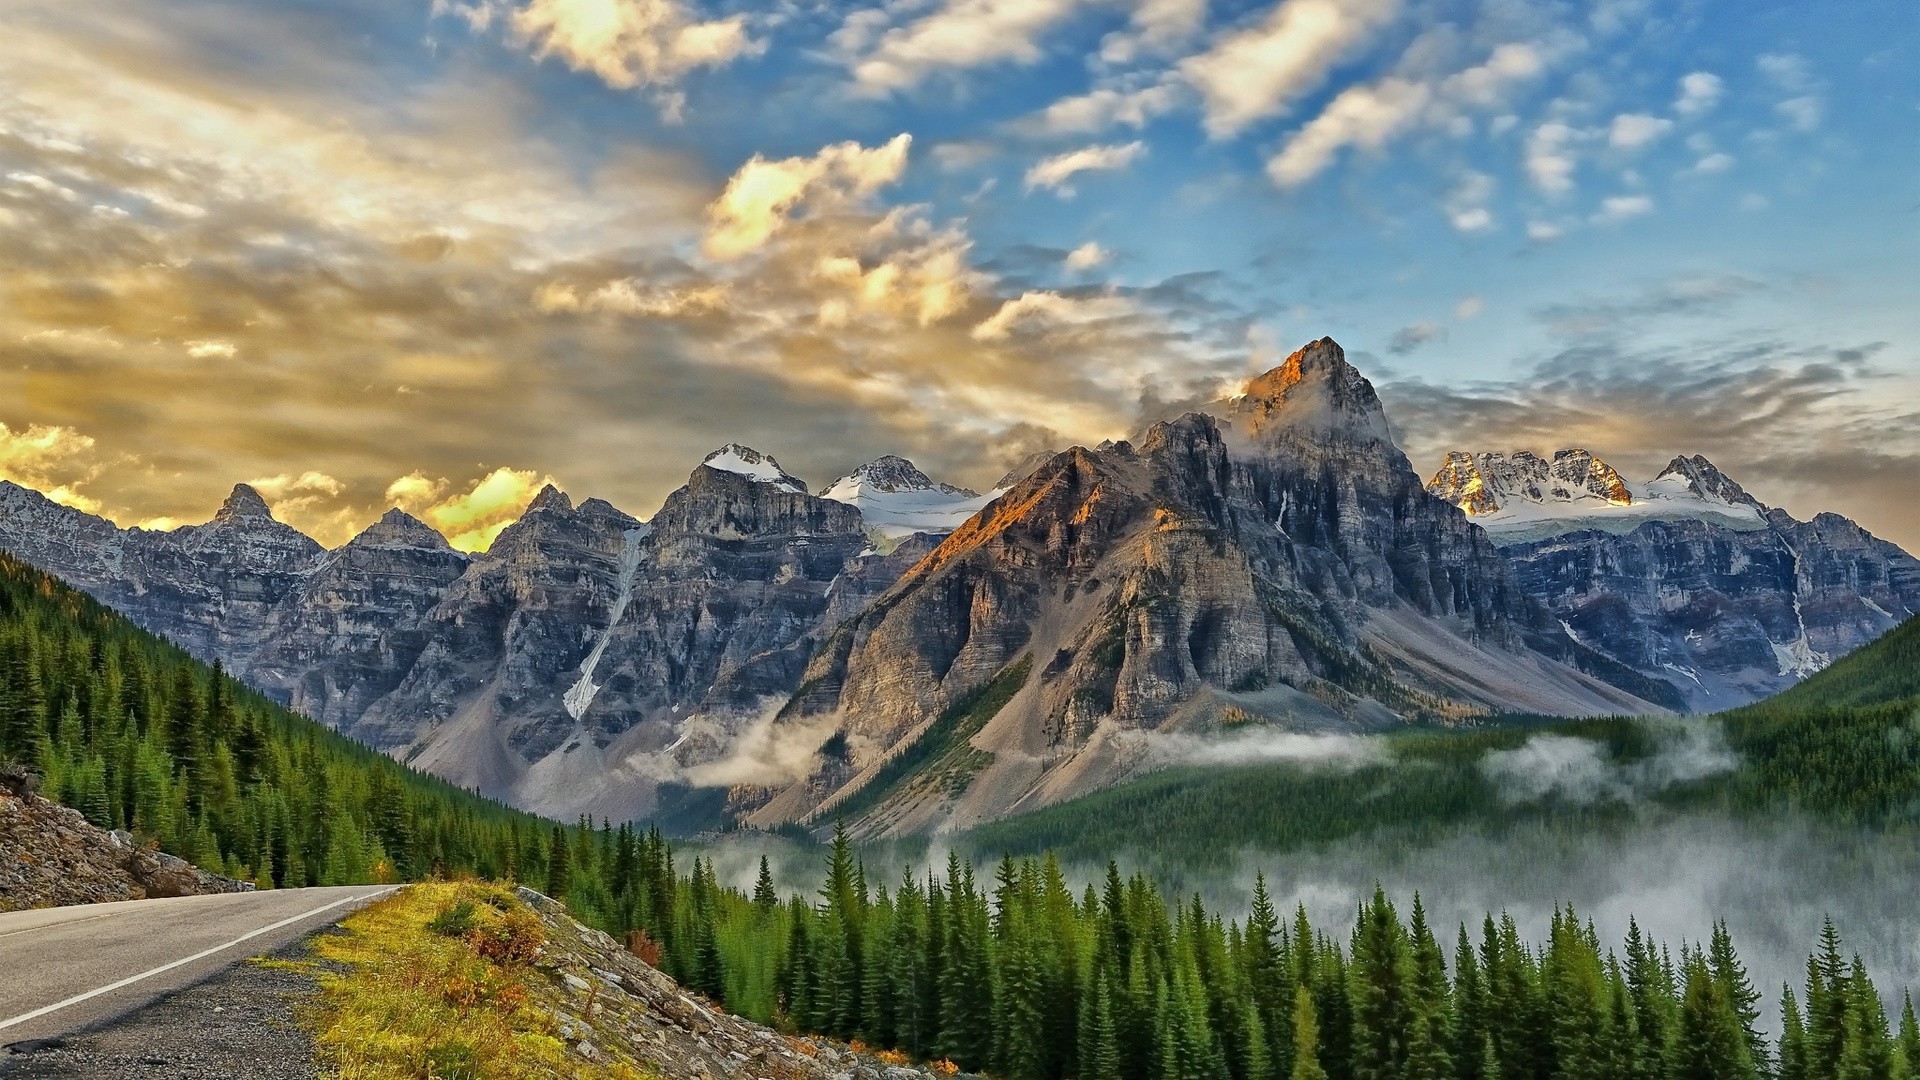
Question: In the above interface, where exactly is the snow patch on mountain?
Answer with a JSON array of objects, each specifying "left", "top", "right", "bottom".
[
  {"left": 700, "top": 445, "right": 806, "bottom": 493},
  {"left": 820, "top": 456, "right": 997, "bottom": 541},
  {"left": 1427, "top": 450, "right": 1767, "bottom": 544}
]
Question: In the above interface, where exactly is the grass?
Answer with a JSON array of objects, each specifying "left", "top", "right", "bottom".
[{"left": 298, "top": 882, "right": 655, "bottom": 1080}]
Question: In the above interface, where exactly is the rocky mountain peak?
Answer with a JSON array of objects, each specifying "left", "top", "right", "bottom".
[
  {"left": 1547, "top": 449, "right": 1633, "bottom": 505},
  {"left": 699, "top": 445, "right": 806, "bottom": 493},
  {"left": 351, "top": 508, "right": 456, "bottom": 552},
  {"left": 1227, "top": 337, "right": 1394, "bottom": 446},
  {"left": 527, "top": 484, "right": 573, "bottom": 514},
  {"left": 1650, "top": 454, "right": 1763, "bottom": 509},
  {"left": 1427, "top": 452, "right": 1500, "bottom": 515},
  {"left": 824, "top": 456, "right": 979, "bottom": 499},
  {"left": 213, "top": 483, "right": 275, "bottom": 525}
]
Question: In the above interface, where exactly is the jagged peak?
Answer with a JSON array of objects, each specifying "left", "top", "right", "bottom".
[
  {"left": 213, "top": 483, "right": 275, "bottom": 524},
  {"left": 823, "top": 455, "right": 978, "bottom": 499},
  {"left": 698, "top": 445, "right": 807, "bottom": 493},
  {"left": 527, "top": 484, "right": 573, "bottom": 513},
  {"left": 1226, "top": 337, "right": 1394, "bottom": 445},
  {"left": 349, "top": 508, "right": 455, "bottom": 552},
  {"left": 1649, "top": 454, "right": 1762, "bottom": 509}
]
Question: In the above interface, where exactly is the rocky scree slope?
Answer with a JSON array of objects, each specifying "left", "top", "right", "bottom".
[
  {"left": 741, "top": 339, "right": 1674, "bottom": 836},
  {"left": 1428, "top": 449, "right": 1920, "bottom": 709},
  {"left": 0, "top": 765, "right": 252, "bottom": 910}
]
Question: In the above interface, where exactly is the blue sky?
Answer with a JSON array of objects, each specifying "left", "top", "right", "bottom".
[{"left": 1, "top": 0, "right": 1916, "bottom": 548}]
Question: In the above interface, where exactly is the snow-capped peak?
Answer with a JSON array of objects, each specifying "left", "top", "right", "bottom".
[
  {"left": 213, "top": 483, "right": 275, "bottom": 524},
  {"left": 1426, "top": 448, "right": 1766, "bottom": 544},
  {"left": 699, "top": 445, "right": 807, "bottom": 494},
  {"left": 820, "top": 456, "right": 995, "bottom": 541}
]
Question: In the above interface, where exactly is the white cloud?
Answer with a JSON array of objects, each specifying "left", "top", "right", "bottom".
[
  {"left": 1526, "top": 220, "right": 1564, "bottom": 242},
  {"left": 1524, "top": 121, "right": 1582, "bottom": 194},
  {"left": 1028, "top": 81, "right": 1182, "bottom": 135},
  {"left": 1674, "top": 71, "right": 1723, "bottom": 117},
  {"left": 1455, "top": 294, "right": 1483, "bottom": 318},
  {"left": 0, "top": 421, "right": 103, "bottom": 513},
  {"left": 1756, "top": 52, "right": 1812, "bottom": 91},
  {"left": 1592, "top": 193, "right": 1653, "bottom": 224},
  {"left": 705, "top": 134, "right": 912, "bottom": 258},
  {"left": 1684, "top": 152, "right": 1734, "bottom": 176},
  {"left": 1775, "top": 96, "right": 1822, "bottom": 132},
  {"left": 506, "top": 0, "right": 760, "bottom": 93},
  {"left": 536, "top": 278, "right": 730, "bottom": 317},
  {"left": 1100, "top": 0, "right": 1208, "bottom": 63},
  {"left": 1180, "top": 0, "right": 1399, "bottom": 139},
  {"left": 1444, "top": 170, "right": 1495, "bottom": 232},
  {"left": 1024, "top": 140, "right": 1146, "bottom": 194},
  {"left": 1064, "top": 241, "right": 1110, "bottom": 270},
  {"left": 1267, "top": 42, "right": 1547, "bottom": 188},
  {"left": 184, "top": 339, "right": 238, "bottom": 359},
  {"left": 248, "top": 471, "right": 345, "bottom": 499},
  {"left": 843, "top": 0, "right": 1088, "bottom": 96},
  {"left": 386, "top": 466, "right": 556, "bottom": 552},
  {"left": 971, "top": 290, "right": 1134, "bottom": 340},
  {"left": 1608, "top": 112, "right": 1672, "bottom": 149}
]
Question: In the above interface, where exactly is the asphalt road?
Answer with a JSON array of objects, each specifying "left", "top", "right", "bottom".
[{"left": 0, "top": 885, "right": 395, "bottom": 1049}]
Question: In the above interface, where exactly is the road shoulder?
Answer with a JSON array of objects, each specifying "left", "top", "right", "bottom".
[{"left": 0, "top": 934, "right": 334, "bottom": 1079}]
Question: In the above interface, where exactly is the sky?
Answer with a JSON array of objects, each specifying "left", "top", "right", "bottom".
[{"left": 1, "top": 0, "right": 1916, "bottom": 552}]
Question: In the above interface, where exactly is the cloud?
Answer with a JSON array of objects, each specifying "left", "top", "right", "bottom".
[
  {"left": 1122, "top": 728, "right": 1389, "bottom": 770},
  {"left": 1064, "top": 241, "right": 1110, "bottom": 270},
  {"left": 1480, "top": 722, "right": 1737, "bottom": 805},
  {"left": 1181, "top": 0, "right": 1400, "bottom": 139},
  {"left": 972, "top": 290, "right": 1136, "bottom": 340},
  {"left": 1775, "top": 96, "right": 1822, "bottom": 132},
  {"left": 1268, "top": 42, "right": 1549, "bottom": 187},
  {"left": 704, "top": 135, "right": 912, "bottom": 258},
  {"left": 1389, "top": 321, "right": 1444, "bottom": 354},
  {"left": 1524, "top": 121, "right": 1583, "bottom": 194},
  {"left": 1608, "top": 113, "right": 1672, "bottom": 149},
  {"left": 1025, "top": 80, "right": 1183, "bottom": 135},
  {"left": 504, "top": 0, "right": 760, "bottom": 94},
  {"left": 1674, "top": 71, "right": 1723, "bottom": 117},
  {"left": 1756, "top": 52, "right": 1813, "bottom": 92},
  {"left": 184, "top": 339, "right": 238, "bottom": 360},
  {"left": 535, "top": 278, "right": 730, "bottom": 317},
  {"left": 683, "top": 702, "right": 840, "bottom": 787},
  {"left": 0, "top": 421, "right": 105, "bottom": 514},
  {"left": 1024, "top": 140, "right": 1146, "bottom": 195},
  {"left": 841, "top": 0, "right": 1089, "bottom": 96},
  {"left": 1455, "top": 295, "right": 1483, "bottom": 319},
  {"left": 1100, "top": 0, "right": 1208, "bottom": 63},
  {"left": 1592, "top": 194, "right": 1653, "bottom": 224},
  {"left": 1684, "top": 152, "right": 1734, "bottom": 176},
  {"left": 1526, "top": 220, "right": 1564, "bottom": 242},
  {"left": 1380, "top": 319, "right": 1920, "bottom": 550},
  {"left": 1444, "top": 170, "right": 1496, "bottom": 232},
  {"left": 387, "top": 466, "right": 556, "bottom": 551}
]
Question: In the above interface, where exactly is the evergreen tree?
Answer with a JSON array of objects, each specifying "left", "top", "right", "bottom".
[{"left": 1291, "top": 985, "right": 1328, "bottom": 1080}]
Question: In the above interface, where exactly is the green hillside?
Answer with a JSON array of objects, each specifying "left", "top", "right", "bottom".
[
  {"left": 0, "top": 552, "right": 546, "bottom": 886},
  {"left": 967, "top": 616, "right": 1920, "bottom": 868}
]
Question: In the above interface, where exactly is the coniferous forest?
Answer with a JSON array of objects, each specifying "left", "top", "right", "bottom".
[{"left": 5, "top": 550, "right": 1920, "bottom": 1078}]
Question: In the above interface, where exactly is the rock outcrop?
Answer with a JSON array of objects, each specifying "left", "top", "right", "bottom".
[
  {"left": 1427, "top": 450, "right": 1920, "bottom": 708},
  {"left": 0, "top": 765, "right": 253, "bottom": 910}
]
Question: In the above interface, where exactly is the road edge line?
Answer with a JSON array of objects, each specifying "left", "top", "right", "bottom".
[{"left": 0, "top": 887, "right": 398, "bottom": 1034}]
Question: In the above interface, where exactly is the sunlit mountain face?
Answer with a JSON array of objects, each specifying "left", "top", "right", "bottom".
[{"left": 0, "top": 0, "right": 1915, "bottom": 555}]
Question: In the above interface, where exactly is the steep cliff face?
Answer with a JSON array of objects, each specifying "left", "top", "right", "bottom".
[
  {"left": 244, "top": 509, "right": 473, "bottom": 731},
  {"left": 0, "top": 482, "right": 324, "bottom": 666},
  {"left": 1428, "top": 451, "right": 1920, "bottom": 708},
  {"left": 747, "top": 339, "right": 1664, "bottom": 835}
]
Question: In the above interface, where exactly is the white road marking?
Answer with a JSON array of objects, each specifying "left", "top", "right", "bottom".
[{"left": 0, "top": 887, "right": 396, "bottom": 1034}]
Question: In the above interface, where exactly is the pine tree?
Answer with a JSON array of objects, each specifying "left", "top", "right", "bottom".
[
  {"left": 754, "top": 855, "right": 779, "bottom": 917},
  {"left": 546, "top": 824, "right": 571, "bottom": 898},
  {"left": 1291, "top": 985, "right": 1328, "bottom": 1080},
  {"left": 1779, "top": 986, "right": 1810, "bottom": 1080},
  {"left": 1895, "top": 993, "right": 1919, "bottom": 1080}
]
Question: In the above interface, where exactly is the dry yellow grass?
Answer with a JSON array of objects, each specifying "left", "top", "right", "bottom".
[{"left": 299, "top": 882, "right": 654, "bottom": 1080}]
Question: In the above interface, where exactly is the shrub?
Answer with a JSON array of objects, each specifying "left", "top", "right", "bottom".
[
  {"left": 425, "top": 899, "right": 477, "bottom": 937},
  {"left": 469, "top": 907, "right": 544, "bottom": 966}
]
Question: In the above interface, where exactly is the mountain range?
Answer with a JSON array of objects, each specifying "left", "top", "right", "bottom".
[{"left": 2, "top": 337, "right": 1914, "bottom": 833}]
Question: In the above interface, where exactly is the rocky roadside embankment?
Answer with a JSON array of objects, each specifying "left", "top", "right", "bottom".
[
  {"left": 512, "top": 885, "right": 975, "bottom": 1080},
  {"left": 0, "top": 764, "right": 253, "bottom": 911}
]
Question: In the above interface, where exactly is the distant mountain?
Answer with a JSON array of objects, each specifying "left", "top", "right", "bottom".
[
  {"left": 1427, "top": 448, "right": 1920, "bottom": 709},
  {"left": 3, "top": 336, "right": 1915, "bottom": 834}
]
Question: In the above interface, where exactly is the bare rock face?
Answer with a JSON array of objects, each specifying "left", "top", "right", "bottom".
[
  {"left": 1427, "top": 450, "right": 1920, "bottom": 709},
  {"left": 245, "top": 509, "right": 473, "bottom": 730},
  {"left": 0, "top": 483, "right": 324, "bottom": 668},
  {"left": 0, "top": 765, "right": 253, "bottom": 910},
  {"left": 750, "top": 339, "right": 1670, "bottom": 835}
]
